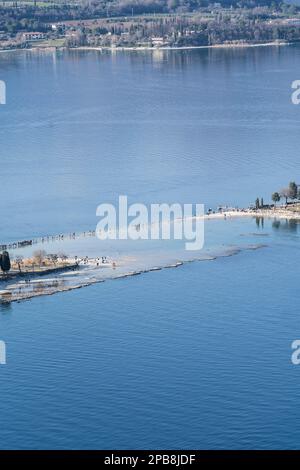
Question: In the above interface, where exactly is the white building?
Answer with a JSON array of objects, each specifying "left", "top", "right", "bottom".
[
  {"left": 151, "top": 37, "right": 165, "bottom": 47},
  {"left": 22, "top": 32, "right": 46, "bottom": 41}
]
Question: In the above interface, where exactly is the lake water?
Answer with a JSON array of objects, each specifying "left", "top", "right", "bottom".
[{"left": 0, "top": 46, "right": 300, "bottom": 449}]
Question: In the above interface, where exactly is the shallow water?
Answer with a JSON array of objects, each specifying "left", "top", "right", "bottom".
[
  {"left": 1, "top": 215, "right": 269, "bottom": 302},
  {"left": 0, "top": 46, "right": 300, "bottom": 242},
  {"left": 0, "top": 47, "right": 300, "bottom": 449}
]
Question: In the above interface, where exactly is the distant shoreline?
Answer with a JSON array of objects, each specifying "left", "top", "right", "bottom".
[
  {"left": 0, "top": 40, "right": 291, "bottom": 55},
  {"left": 200, "top": 208, "right": 300, "bottom": 221},
  {"left": 74, "top": 41, "right": 290, "bottom": 52}
]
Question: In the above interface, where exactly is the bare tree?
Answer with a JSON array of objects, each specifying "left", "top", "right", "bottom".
[
  {"left": 15, "top": 255, "right": 24, "bottom": 273},
  {"left": 280, "top": 187, "right": 293, "bottom": 205},
  {"left": 47, "top": 254, "right": 58, "bottom": 266},
  {"left": 33, "top": 250, "right": 47, "bottom": 267}
]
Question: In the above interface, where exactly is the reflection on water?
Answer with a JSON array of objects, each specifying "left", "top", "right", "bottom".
[
  {"left": 272, "top": 218, "right": 300, "bottom": 233},
  {"left": 0, "top": 301, "right": 12, "bottom": 314},
  {"left": 255, "top": 217, "right": 265, "bottom": 229}
]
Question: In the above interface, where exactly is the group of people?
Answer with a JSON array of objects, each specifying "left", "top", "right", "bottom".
[
  {"left": 2, "top": 230, "right": 98, "bottom": 254},
  {"left": 74, "top": 256, "right": 115, "bottom": 268}
]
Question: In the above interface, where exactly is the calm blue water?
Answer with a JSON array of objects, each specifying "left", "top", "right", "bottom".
[
  {"left": 0, "top": 47, "right": 300, "bottom": 449},
  {"left": 0, "top": 46, "right": 300, "bottom": 242}
]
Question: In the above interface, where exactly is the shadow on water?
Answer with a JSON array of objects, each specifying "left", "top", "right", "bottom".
[{"left": 0, "top": 302, "right": 12, "bottom": 314}]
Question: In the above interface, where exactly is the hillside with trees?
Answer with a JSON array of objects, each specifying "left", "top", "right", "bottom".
[{"left": 0, "top": 0, "right": 299, "bottom": 48}]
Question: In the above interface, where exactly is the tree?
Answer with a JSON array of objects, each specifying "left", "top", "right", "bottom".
[
  {"left": 15, "top": 255, "right": 24, "bottom": 273},
  {"left": 272, "top": 192, "right": 280, "bottom": 207},
  {"left": 47, "top": 254, "right": 58, "bottom": 266},
  {"left": 280, "top": 187, "right": 292, "bottom": 205},
  {"left": 255, "top": 197, "right": 260, "bottom": 209},
  {"left": 33, "top": 250, "right": 47, "bottom": 267},
  {"left": 0, "top": 251, "right": 11, "bottom": 274},
  {"left": 289, "top": 181, "right": 298, "bottom": 200}
]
